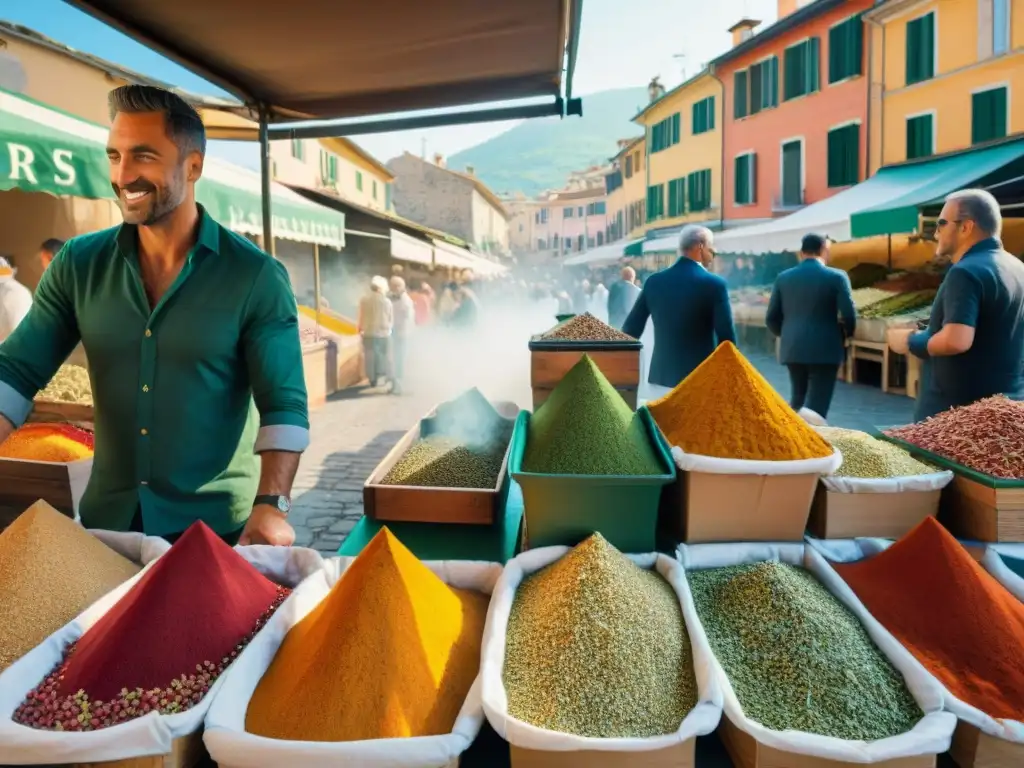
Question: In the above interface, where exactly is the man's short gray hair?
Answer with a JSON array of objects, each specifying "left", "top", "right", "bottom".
[
  {"left": 108, "top": 84, "right": 207, "bottom": 158},
  {"left": 679, "top": 225, "right": 713, "bottom": 254},
  {"left": 947, "top": 188, "right": 1002, "bottom": 238}
]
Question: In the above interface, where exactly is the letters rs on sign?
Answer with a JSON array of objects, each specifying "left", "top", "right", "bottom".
[{"left": 7, "top": 143, "right": 77, "bottom": 187}]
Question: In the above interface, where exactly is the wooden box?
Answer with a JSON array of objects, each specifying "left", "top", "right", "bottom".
[
  {"left": 364, "top": 401, "right": 518, "bottom": 525},
  {"left": 28, "top": 400, "right": 94, "bottom": 428},
  {"left": 533, "top": 385, "right": 637, "bottom": 411},
  {"left": 529, "top": 342, "right": 641, "bottom": 412},
  {"left": 510, "top": 739, "right": 694, "bottom": 768},
  {"left": 940, "top": 475, "right": 1024, "bottom": 542},
  {"left": 807, "top": 484, "right": 941, "bottom": 539},
  {"left": 301, "top": 339, "right": 329, "bottom": 409},
  {"left": 64, "top": 731, "right": 205, "bottom": 768},
  {"left": 949, "top": 721, "right": 1024, "bottom": 768},
  {"left": 719, "top": 717, "right": 934, "bottom": 768},
  {"left": 0, "top": 455, "right": 92, "bottom": 518}
]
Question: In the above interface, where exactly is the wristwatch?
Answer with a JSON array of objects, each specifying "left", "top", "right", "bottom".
[{"left": 253, "top": 494, "right": 291, "bottom": 516}]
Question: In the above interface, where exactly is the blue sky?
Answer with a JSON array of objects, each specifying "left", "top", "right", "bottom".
[{"left": 1, "top": 0, "right": 777, "bottom": 169}]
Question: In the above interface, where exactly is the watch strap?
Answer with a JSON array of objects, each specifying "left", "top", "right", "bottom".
[{"left": 253, "top": 494, "right": 291, "bottom": 515}]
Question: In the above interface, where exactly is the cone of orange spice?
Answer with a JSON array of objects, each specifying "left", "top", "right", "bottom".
[{"left": 0, "top": 423, "right": 94, "bottom": 462}]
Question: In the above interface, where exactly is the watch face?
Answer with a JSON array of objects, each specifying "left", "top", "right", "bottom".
[{"left": 276, "top": 497, "right": 291, "bottom": 513}]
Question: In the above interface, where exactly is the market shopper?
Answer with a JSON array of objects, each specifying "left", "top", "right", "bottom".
[
  {"left": 0, "top": 257, "right": 32, "bottom": 343},
  {"left": 766, "top": 233, "right": 857, "bottom": 419},
  {"left": 0, "top": 85, "right": 308, "bottom": 546},
  {"left": 38, "top": 239, "right": 65, "bottom": 274},
  {"left": 358, "top": 276, "right": 394, "bottom": 388},
  {"left": 388, "top": 276, "right": 415, "bottom": 395},
  {"left": 607, "top": 266, "right": 641, "bottom": 328},
  {"left": 889, "top": 189, "right": 1024, "bottom": 421},
  {"left": 622, "top": 225, "right": 736, "bottom": 398}
]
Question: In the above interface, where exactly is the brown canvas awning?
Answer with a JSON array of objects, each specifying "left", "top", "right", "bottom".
[{"left": 62, "top": 0, "right": 582, "bottom": 122}]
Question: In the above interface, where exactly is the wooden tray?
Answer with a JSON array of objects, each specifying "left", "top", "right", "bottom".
[
  {"left": 949, "top": 721, "right": 1024, "bottom": 768},
  {"left": 0, "top": 455, "right": 92, "bottom": 517},
  {"left": 63, "top": 731, "right": 205, "bottom": 768},
  {"left": 364, "top": 401, "right": 518, "bottom": 525},
  {"left": 510, "top": 740, "right": 693, "bottom": 768},
  {"left": 29, "top": 400, "right": 94, "bottom": 427},
  {"left": 807, "top": 484, "right": 940, "bottom": 539},
  {"left": 940, "top": 475, "right": 1024, "bottom": 542},
  {"left": 529, "top": 346, "right": 640, "bottom": 390},
  {"left": 719, "top": 717, "right": 935, "bottom": 768}
]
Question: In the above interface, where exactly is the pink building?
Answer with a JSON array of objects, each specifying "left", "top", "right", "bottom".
[{"left": 535, "top": 186, "right": 609, "bottom": 258}]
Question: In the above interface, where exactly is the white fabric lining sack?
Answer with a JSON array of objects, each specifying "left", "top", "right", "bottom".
[
  {"left": 818, "top": 470, "right": 953, "bottom": 494},
  {"left": 676, "top": 542, "right": 956, "bottom": 762},
  {"left": 982, "top": 544, "right": 1024, "bottom": 603},
  {"left": 806, "top": 538, "right": 1024, "bottom": 744},
  {"left": 480, "top": 545, "right": 723, "bottom": 753},
  {"left": 0, "top": 546, "right": 324, "bottom": 764},
  {"left": 798, "top": 407, "right": 828, "bottom": 427},
  {"left": 204, "top": 556, "right": 504, "bottom": 768},
  {"left": 670, "top": 445, "right": 842, "bottom": 477},
  {"left": 87, "top": 528, "right": 171, "bottom": 565}
]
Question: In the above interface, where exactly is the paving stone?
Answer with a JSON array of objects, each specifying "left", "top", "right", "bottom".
[{"left": 329, "top": 518, "right": 357, "bottom": 535}]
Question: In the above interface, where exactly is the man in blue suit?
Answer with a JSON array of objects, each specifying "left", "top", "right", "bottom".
[
  {"left": 623, "top": 225, "right": 736, "bottom": 398},
  {"left": 766, "top": 233, "right": 856, "bottom": 419}
]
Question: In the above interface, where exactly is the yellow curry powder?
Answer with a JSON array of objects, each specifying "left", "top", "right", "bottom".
[
  {"left": 245, "top": 527, "right": 488, "bottom": 742},
  {"left": 647, "top": 342, "right": 833, "bottom": 461},
  {"left": 0, "top": 425, "right": 94, "bottom": 462}
]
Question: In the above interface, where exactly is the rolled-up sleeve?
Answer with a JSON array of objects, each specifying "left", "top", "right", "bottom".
[
  {"left": 0, "top": 244, "right": 81, "bottom": 427},
  {"left": 242, "top": 258, "right": 310, "bottom": 453}
]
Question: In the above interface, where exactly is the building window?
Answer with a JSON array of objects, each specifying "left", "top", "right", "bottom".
[
  {"left": 552, "top": 235, "right": 559, "bottom": 250},
  {"left": 993, "top": 0, "right": 1011, "bottom": 55},
  {"left": 586, "top": 201, "right": 608, "bottom": 215},
  {"left": 578, "top": 206, "right": 584, "bottom": 217},
  {"left": 650, "top": 113, "right": 682, "bottom": 153},
  {"left": 972, "top": 86, "right": 1009, "bottom": 144},
  {"left": 781, "top": 140, "right": 803, "bottom": 207},
  {"left": 537, "top": 238, "right": 546, "bottom": 250},
  {"left": 356, "top": 171, "right": 364, "bottom": 191},
  {"left": 827, "top": 123, "right": 860, "bottom": 188},
  {"left": 906, "top": 12, "right": 936, "bottom": 85},
  {"left": 373, "top": 180, "right": 378, "bottom": 199},
  {"left": 646, "top": 184, "right": 665, "bottom": 221},
  {"left": 564, "top": 206, "right": 574, "bottom": 218},
  {"left": 750, "top": 56, "right": 780, "bottom": 114},
  {"left": 540, "top": 208, "right": 549, "bottom": 223},
  {"left": 734, "top": 153, "right": 757, "bottom": 205},
  {"left": 385, "top": 182, "right": 392, "bottom": 210},
  {"left": 829, "top": 14, "right": 864, "bottom": 83},
  {"left": 290, "top": 139, "right": 304, "bottom": 160},
  {"left": 318, "top": 150, "right": 338, "bottom": 184},
  {"left": 692, "top": 96, "right": 716, "bottom": 134},
  {"left": 687, "top": 169, "right": 712, "bottom": 212},
  {"left": 906, "top": 114, "right": 935, "bottom": 159},
  {"left": 578, "top": 235, "right": 585, "bottom": 251},
  {"left": 625, "top": 155, "right": 634, "bottom": 178},
  {"left": 734, "top": 70, "right": 749, "bottom": 119},
  {"left": 597, "top": 232, "right": 604, "bottom": 246},
  {"left": 635, "top": 151, "right": 643, "bottom": 172},
  {"left": 667, "top": 177, "right": 687, "bottom": 217},
  {"left": 783, "top": 37, "right": 821, "bottom": 101}
]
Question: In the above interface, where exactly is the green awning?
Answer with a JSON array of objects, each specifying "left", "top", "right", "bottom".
[
  {"left": 623, "top": 238, "right": 645, "bottom": 257},
  {"left": 0, "top": 86, "right": 344, "bottom": 248},
  {"left": 851, "top": 138, "right": 1024, "bottom": 239}
]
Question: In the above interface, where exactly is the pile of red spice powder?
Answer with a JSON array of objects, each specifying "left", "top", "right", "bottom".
[
  {"left": 833, "top": 517, "right": 1024, "bottom": 721},
  {"left": 14, "top": 522, "right": 289, "bottom": 732}
]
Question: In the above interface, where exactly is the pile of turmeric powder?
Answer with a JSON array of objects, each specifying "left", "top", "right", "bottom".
[
  {"left": 0, "top": 423, "right": 94, "bottom": 462},
  {"left": 245, "top": 527, "right": 488, "bottom": 742},
  {"left": 647, "top": 342, "right": 833, "bottom": 461}
]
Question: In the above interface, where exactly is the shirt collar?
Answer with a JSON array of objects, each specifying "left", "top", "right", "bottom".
[
  {"left": 961, "top": 237, "right": 1001, "bottom": 259},
  {"left": 116, "top": 204, "right": 221, "bottom": 262}
]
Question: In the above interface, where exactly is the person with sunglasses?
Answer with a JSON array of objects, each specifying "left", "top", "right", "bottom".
[{"left": 889, "top": 189, "right": 1024, "bottom": 421}]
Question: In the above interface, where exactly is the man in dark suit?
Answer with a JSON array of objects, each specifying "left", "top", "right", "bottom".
[
  {"left": 607, "top": 266, "right": 641, "bottom": 329},
  {"left": 623, "top": 225, "right": 736, "bottom": 398},
  {"left": 766, "top": 233, "right": 857, "bottom": 419}
]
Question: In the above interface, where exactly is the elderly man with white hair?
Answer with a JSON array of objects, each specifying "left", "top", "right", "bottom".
[
  {"left": 0, "top": 257, "right": 32, "bottom": 343},
  {"left": 623, "top": 225, "right": 736, "bottom": 399},
  {"left": 890, "top": 188, "right": 1024, "bottom": 421},
  {"left": 357, "top": 275, "right": 394, "bottom": 389}
]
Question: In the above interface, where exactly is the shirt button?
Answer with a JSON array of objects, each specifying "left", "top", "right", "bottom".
[
  {"left": 145, "top": 329, "right": 152, "bottom": 338},
  {"left": 142, "top": 385, "right": 149, "bottom": 393},
  {"left": 140, "top": 480, "right": 148, "bottom": 486},
  {"left": 140, "top": 428, "right": 148, "bottom": 436}
]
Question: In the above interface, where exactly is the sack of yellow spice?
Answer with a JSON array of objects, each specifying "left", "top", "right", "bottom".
[
  {"left": 204, "top": 528, "right": 502, "bottom": 766},
  {"left": 646, "top": 342, "right": 841, "bottom": 475}
]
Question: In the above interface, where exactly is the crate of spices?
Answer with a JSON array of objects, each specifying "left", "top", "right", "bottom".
[
  {"left": 529, "top": 312, "right": 641, "bottom": 410},
  {"left": 510, "top": 355, "right": 674, "bottom": 553},
  {"left": 0, "top": 422, "right": 94, "bottom": 521},
  {"left": 680, "top": 541, "right": 955, "bottom": 768},
  {"left": 28, "top": 364, "right": 95, "bottom": 428},
  {"left": 364, "top": 388, "right": 518, "bottom": 525},
  {"left": 881, "top": 397, "right": 1024, "bottom": 542},
  {"left": 807, "top": 427, "right": 953, "bottom": 539},
  {"left": 648, "top": 342, "right": 840, "bottom": 543}
]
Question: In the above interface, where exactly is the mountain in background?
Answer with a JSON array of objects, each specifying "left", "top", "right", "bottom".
[{"left": 448, "top": 87, "right": 647, "bottom": 198}]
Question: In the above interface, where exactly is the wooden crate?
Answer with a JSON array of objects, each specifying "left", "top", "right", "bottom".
[
  {"left": 0, "top": 455, "right": 92, "bottom": 517},
  {"left": 510, "top": 739, "right": 694, "bottom": 768},
  {"left": 28, "top": 400, "right": 94, "bottom": 427},
  {"left": 847, "top": 340, "right": 898, "bottom": 394},
  {"left": 363, "top": 401, "right": 518, "bottom": 525},
  {"left": 302, "top": 340, "right": 329, "bottom": 409},
  {"left": 949, "top": 721, "right": 1024, "bottom": 768},
  {"left": 65, "top": 731, "right": 206, "bottom": 768},
  {"left": 940, "top": 475, "right": 1024, "bottom": 542},
  {"left": 718, "top": 717, "right": 935, "bottom": 768},
  {"left": 532, "top": 385, "right": 637, "bottom": 411},
  {"left": 807, "top": 484, "right": 940, "bottom": 539},
  {"left": 530, "top": 347, "right": 640, "bottom": 391}
]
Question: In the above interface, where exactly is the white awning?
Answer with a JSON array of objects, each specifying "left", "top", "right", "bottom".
[
  {"left": 389, "top": 228, "right": 433, "bottom": 265},
  {"left": 432, "top": 239, "right": 477, "bottom": 269},
  {"left": 469, "top": 256, "right": 508, "bottom": 276},
  {"left": 564, "top": 238, "right": 640, "bottom": 266}
]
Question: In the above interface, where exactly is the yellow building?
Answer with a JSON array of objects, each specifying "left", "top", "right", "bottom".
[
  {"left": 867, "top": 0, "right": 1024, "bottom": 171},
  {"left": 271, "top": 138, "right": 394, "bottom": 212},
  {"left": 605, "top": 137, "right": 647, "bottom": 242},
  {"left": 633, "top": 70, "right": 724, "bottom": 233}
]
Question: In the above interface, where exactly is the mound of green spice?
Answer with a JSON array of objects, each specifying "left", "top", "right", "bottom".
[
  {"left": 818, "top": 427, "right": 935, "bottom": 479},
  {"left": 523, "top": 355, "right": 661, "bottom": 475},
  {"left": 382, "top": 430, "right": 510, "bottom": 489},
  {"left": 688, "top": 561, "right": 922, "bottom": 740}
]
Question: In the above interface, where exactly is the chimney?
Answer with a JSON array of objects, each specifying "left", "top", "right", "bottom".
[
  {"left": 647, "top": 76, "right": 666, "bottom": 103},
  {"left": 433, "top": 153, "right": 445, "bottom": 168},
  {"left": 465, "top": 165, "right": 475, "bottom": 176},
  {"left": 728, "top": 18, "right": 761, "bottom": 46}
]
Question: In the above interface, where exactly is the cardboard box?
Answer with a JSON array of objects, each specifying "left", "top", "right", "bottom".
[
  {"left": 66, "top": 731, "right": 205, "bottom": 768},
  {"left": 664, "top": 470, "right": 818, "bottom": 543},
  {"left": 949, "top": 721, "right": 1023, "bottom": 768},
  {"left": 940, "top": 475, "right": 1024, "bottom": 542},
  {"left": 510, "top": 740, "right": 694, "bottom": 768},
  {"left": 807, "top": 484, "right": 940, "bottom": 539}
]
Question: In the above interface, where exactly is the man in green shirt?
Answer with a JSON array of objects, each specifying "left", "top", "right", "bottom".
[{"left": 0, "top": 85, "right": 309, "bottom": 546}]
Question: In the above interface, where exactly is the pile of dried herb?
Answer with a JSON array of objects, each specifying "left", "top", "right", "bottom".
[
  {"left": 538, "top": 312, "right": 635, "bottom": 342},
  {"left": 860, "top": 290, "right": 936, "bottom": 319},
  {"left": 523, "top": 355, "right": 661, "bottom": 475},
  {"left": 689, "top": 561, "right": 922, "bottom": 740},
  {"left": 36, "top": 364, "right": 93, "bottom": 406},
  {"left": 817, "top": 427, "right": 935, "bottom": 478},
  {"left": 504, "top": 534, "right": 696, "bottom": 737},
  {"left": 382, "top": 433, "right": 509, "bottom": 489}
]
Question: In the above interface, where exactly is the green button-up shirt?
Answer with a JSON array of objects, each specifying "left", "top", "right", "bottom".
[{"left": 0, "top": 207, "right": 309, "bottom": 535}]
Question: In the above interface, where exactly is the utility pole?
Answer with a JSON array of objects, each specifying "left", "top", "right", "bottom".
[{"left": 673, "top": 53, "right": 687, "bottom": 81}]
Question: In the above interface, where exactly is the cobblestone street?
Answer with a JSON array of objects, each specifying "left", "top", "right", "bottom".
[{"left": 291, "top": 340, "right": 916, "bottom": 555}]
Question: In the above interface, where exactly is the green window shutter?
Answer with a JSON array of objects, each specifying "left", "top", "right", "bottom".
[
  {"left": 972, "top": 87, "right": 1009, "bottom": 144},
  {"left": 749, "top": 155, "right": 757, "bottom": 204},
  {"left": 784, "top": 45, "right": 801, "bottom": 101},
  {"left": 678, "top": 178, "right": 686, "bottom": 214},
  {"left": 668, "top": 180, "right": 678, "bottom": 217},
  {"left": 906, "top": 114, "right": 933, "bottom": 159},
  {"left": 692, "top": 101, "right": 700, "bottom": 134},
  {"left": 827, "top": 124, "right": 860, "bottom": 187},
  {"left": 905, "top": 19, "right": 920, "bottom": 84},
  {"left": 708, "top": 97, "right": 716, "bottom": 130},
  {"left": 808, "top": 37, "right": 820, "bottom": 93},
  {"left": 850, "top": 16, "right": 864, "bottom": 77},
  {"left": 920, "top": 14, "right": 935, "bottom": 81},
  {"left": 907, "top": 14, "right": 935, "bottom": 85},
  {"left": 769, "top": 56, "right": 779, "bottom": 107},
  {"left": 672, "top": 113, "right": 681, "bottom": 144},
  {"left": 734, "top": 71, "right": 749, "bottom": 118},
  {"left": 750, "top": 63, "right": 763, "bottom": 114},
  {"left": 735, "top": 155, "right": 747, "bottom": 205},
  {"left": 829, "top": 22, "right": 844, "bottom": 83}
]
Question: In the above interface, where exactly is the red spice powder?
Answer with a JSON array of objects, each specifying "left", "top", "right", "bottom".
[
  {"left": 833, "top": 518, "right": 1024, "bottom": 720},
  {"left": 14, "top": 522, "right": 288, "bottom": 731}
]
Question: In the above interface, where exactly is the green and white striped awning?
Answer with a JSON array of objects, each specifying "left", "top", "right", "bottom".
[{"left": 0, "top": 87, "right": 344, "bottom": 248}]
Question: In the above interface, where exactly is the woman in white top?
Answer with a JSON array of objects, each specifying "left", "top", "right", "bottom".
[{"left": 0, "top": 257, "right": 32, "bottom": 343}]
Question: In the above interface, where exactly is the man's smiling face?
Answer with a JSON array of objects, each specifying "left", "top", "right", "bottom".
[{"left": 106, "top": 111, "right": 190, "bottom": 226}]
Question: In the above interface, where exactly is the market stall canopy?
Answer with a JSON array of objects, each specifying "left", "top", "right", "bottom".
[
  {"left": 714, "top": 138, "right": 1024, "bottom": 255},
  {"left": 642, "top": 235, "right": 679, "bottom": 255},
  {"left": 432, "top": 239, "right": 478, "bottom": 271},
  {"left": 62, "top": 0, "right": 582, "bottom": 122},
  {"left": 563, "top": 238, "right": 640, "bottom": 266},
  {"left": 389, "top": 228, "right": 433, "bottom": 266},
  {"left": 0, "top": 86, "right": 344, "bottom": 248}
]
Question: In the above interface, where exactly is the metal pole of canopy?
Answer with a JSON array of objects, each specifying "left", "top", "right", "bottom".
[
  {"left": 258, "top": 102, "right": 274, "bottom": 256},
  {"left": 313, "top": 243, "right": 322, "bottom": 339}
]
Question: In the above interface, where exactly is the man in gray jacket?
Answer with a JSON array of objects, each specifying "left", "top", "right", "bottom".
[
  {"left": 767, "top": 234, "right": 857, "bottom": 419},
  {"left": 607, "top": 266, "right": 641, "bottom": 329}
]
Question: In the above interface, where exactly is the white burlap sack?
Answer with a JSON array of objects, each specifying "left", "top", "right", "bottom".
[
  {"left": 818, "top": 470, "right": 953, "bottom": 494},
  {"left": 798, "top": 407, "right": 828, "bottom": 427},
  {"left": 676, "top": 542, "right": 956, "bottom": 762},
  {"left": 670, "top": 446, "right": 842, "bottom": 477},
  {"left": 807, "top": 539, "right": 1024, "bottom": 745},
  {"left": 983, "top": 544, "right": 1024, "bottom": 603},
  {"left": 481, "top": 545, "right": 723, "bottom": 753},
  {"left": 204, "top": 557, "right": 503, "bottom": 768},
  {"left": 87, "top": 529, "right": 171, "bottom": 565},
  {"left": 0, "top": 546, "right": 323, "bottom": 764}
]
